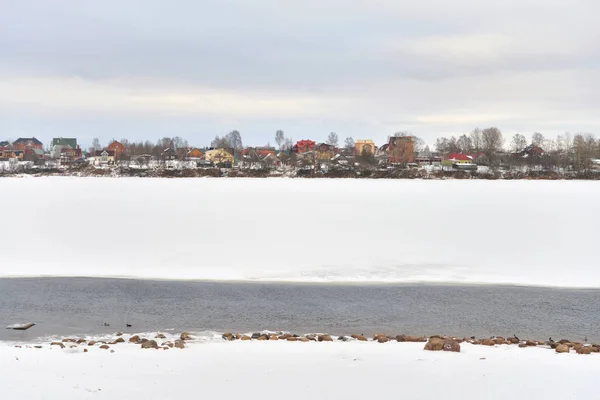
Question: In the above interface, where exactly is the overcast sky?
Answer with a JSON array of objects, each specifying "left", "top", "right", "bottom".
[{"left": 1, "top": 0, "right": 598, "bottom": 148}]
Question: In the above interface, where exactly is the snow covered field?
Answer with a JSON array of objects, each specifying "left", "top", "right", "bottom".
[
  {"left": 1, "top": 177, "right": 598, "bottom": 288},
  {"left": 1, "top": 339, "right": 597, "bottom": 399}
]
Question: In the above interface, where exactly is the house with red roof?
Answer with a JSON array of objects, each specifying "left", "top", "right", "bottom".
[
  {"left": 291, "top": 140, "right": 316, "bottom": 154},
  {"left": 443, "top": 153, "right": 478, "bottom": 171}
]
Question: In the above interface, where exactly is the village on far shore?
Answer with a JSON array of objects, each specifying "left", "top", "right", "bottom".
[{"left": 1, "top": 129, "right": 599, "bottom": 178}]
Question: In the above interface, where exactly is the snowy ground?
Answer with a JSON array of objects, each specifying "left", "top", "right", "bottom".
[
  {"left": 1, "top": 177, "right": 599, "bottom": 287},
  {"left": 1, "top": 339, "right": 597, "bottom": 400}
]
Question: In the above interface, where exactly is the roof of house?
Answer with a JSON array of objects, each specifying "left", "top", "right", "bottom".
[
  {"left": 95, "top": 150, "right": 115, "bottom": 157},
  {"left": 468, "top": 152, "right": 486, "bottom": 159},
  {"left": 0, "top": 141, "right": 9, "bottom": 147},
  {"left": 187, "top": 148, "right": 204, "bottom": 155},
  {"left": 448, "top": 153, "right": 472, "bottom": 161},
  {"left": 13, "top": 137, "right": 43, "bottom": 145},
  {"left": 52, "top": 138, "right": 77, "bottom": 148}
]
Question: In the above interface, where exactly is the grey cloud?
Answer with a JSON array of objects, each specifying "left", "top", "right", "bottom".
[{"left": 1, "top": 0, "right": 599, "bottom": 145}]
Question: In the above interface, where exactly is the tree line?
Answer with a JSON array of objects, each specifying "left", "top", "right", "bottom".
[{"left": 433, "top": 128, "right": 600, "bottom": 171}]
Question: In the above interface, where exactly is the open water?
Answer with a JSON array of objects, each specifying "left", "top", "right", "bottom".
[{"left": 1, "top": 278, "right": 598, "bottom": 343}]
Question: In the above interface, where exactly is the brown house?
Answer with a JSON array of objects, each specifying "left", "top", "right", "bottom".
[
  {"left": 12, "top": 137, "right": 43, "bottom": 151},
  {"left": 387, "top": 136, "right": 415, "bottom": 164},
  {"left": 186, "top": 148, "right": 204, "bottom": 160},
  {"left": 107, "top": 141, "right": 127, "bottom": 160}
]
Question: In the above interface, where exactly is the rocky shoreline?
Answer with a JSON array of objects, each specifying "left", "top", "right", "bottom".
[{"left": 9, "top": 331, "right": 599, "bottom": 356}]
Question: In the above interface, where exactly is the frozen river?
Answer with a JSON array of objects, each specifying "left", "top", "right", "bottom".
[{"left": 0, "top": 177, "right": 598, "bottom": 287}]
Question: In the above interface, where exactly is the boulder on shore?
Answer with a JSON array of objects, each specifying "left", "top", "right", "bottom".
[
  {"left": 129, "top": 335, "right": 140, "bottom": 343},
  {"left": 377, "top": 336, "right": 389, "bottom": 343},
  {"left": 240, "top": 335, "right": 251, "bottom": 341},
  {"left": 50, "top": 342, "right": 65, "bottom": 349},
  {"left": 318, "top": 335, "right": 333, "bottom": 342},
  {"left": 576, "top": 346, "right": 592, "bottom": 355},
  {"left": 555, "top": 344, "right": 570, "bottom": 353},
  {"left": 99, "top": 345, "right": 110, "bottom": 350},
  {"left": 442, "top": 338, "right": 461, "bottom": 352},
  {"left": 155, "top": 333, "right": 166, "bottom": 339},
  {"left": 424, "top": 338, "right": 444, "bottom": 351},
  {"left": 397, "top": 335, "right": 427, "bottom": 343},
  {"left": 222, "top": 333, "right": 235, "bottom": 341},
  {"left": 180, "top": 332, "right": 193, "bottom": 341},
  {"left": 481, "top": 339, "right": 495, "bottom": 346},
  {"left": 141, "top": 340, "right": 159, "bottom": 349},
  {"left": 173, "top": 340, "right": 185, "bottom": 349}
]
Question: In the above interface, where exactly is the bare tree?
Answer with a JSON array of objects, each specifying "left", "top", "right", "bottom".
[
  {"left": 510, "top": 134, "right": 527, "bottom": 153},
  {"left": 531, "top": 132, "right": 545, "bottom": 148},
  {"left": 211, "top": 135, "right": 230, "bottom": 148},
  {"left": 435, "top": 137, "right": 460, "bottom": 155},
  {"left": 282, "top": 138, "right": 293, "bottom": 151},
  {"left": 275, "top": 130, "right": 285, "bottom": 150},
  {"left": 481, "top": 127, "right": 504, "bottom": 163},
  {"left": 327, "top": 132, "right": 339, "bottom": 147},
  {"left": 226, "top": 130, "right": 243, "bottom": 153},
  {"left": 456, "top": 134, "right": 473, "bottom": 154},
  {"left": 344, "top": 137, "right": 355, "bottom": 150},
  {"left": 91, "top": 137, "right": 102, "bottom": 152},
  {"left": 413, "top": 136, "right": 425, "bottom": 155},
  {"left": 573, "top": 133, "right": 597, "bottom": 171},
  {"left": 469, "top": 128, "right": 483, "bottom": 152}
]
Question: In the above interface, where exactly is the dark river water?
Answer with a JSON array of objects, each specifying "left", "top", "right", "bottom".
[{"left": 1, "top": 278, "right": 598, "bottom": 342}]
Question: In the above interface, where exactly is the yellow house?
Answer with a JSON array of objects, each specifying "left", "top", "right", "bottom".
[
  {"left": 205, "top": 148, "right": 234, "bottom": 165},
  {"left": 314, "top": 143, "right": 336, "bottom": 161},
  {"left": 355, "top": 139, "right": 376, "bottom": 156}
]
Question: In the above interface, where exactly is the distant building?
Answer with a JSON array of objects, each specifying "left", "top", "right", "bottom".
[
  {"left": 205, "top": 148, "right": 234, "bottom": 166},
  {"left": 241, "top": 147, "right": 276, "bottom": 158},
  {"left": 186, "top": 148, "right": 204, "bottom": 160},
  {"left": 355, "top": 139, "right": 376, "bottom": 156},
  {"left": 12, "top": 137, "right": 43, "bottom": 151},
  {"left": 107, "top": 141, "right": 127, "bottom": 160},
  {"left": 387, "top": 136, "right": 415, "bottom": 164},
  {"left": 292, "top": 140, "right": 316, "bottom": 154},
  {"left": 94, "top": 150, "right": 116, "bottom": 164},
  {"left": 52, "top": 138, "right": 77, "bottom": 149},
  {"left": 446, "top": 153, "right": 473, "bottom": 164},
  {"left": 443, "top": 153, "right": 477, "bottom": 171},
  {"left": 511, "top": 145, "right": 545, "bottom": 159},
  {"left": 0, "top": 149, "right": 24, "bottom": 160},
  {"left": 314, "top": 143, "right": 336, "bottom": 162},
  {"left": 161, "top": 147, "right": 177, "bottom": 161}
]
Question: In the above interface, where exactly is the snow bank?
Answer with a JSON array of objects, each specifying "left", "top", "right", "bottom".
[
  {"left": 1, "top": 340, "right": 598, "bottom": 399},
  {"left": 1, "top": 177, "right": 598, "bottom": 288}
]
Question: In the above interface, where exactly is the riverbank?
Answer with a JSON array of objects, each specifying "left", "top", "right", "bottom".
[
  {"left": 2, "top": 165, "right": 600, "bottom": 180},
  {"left": 2, "top": 333, "right": 598, "bottom": 400}
]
